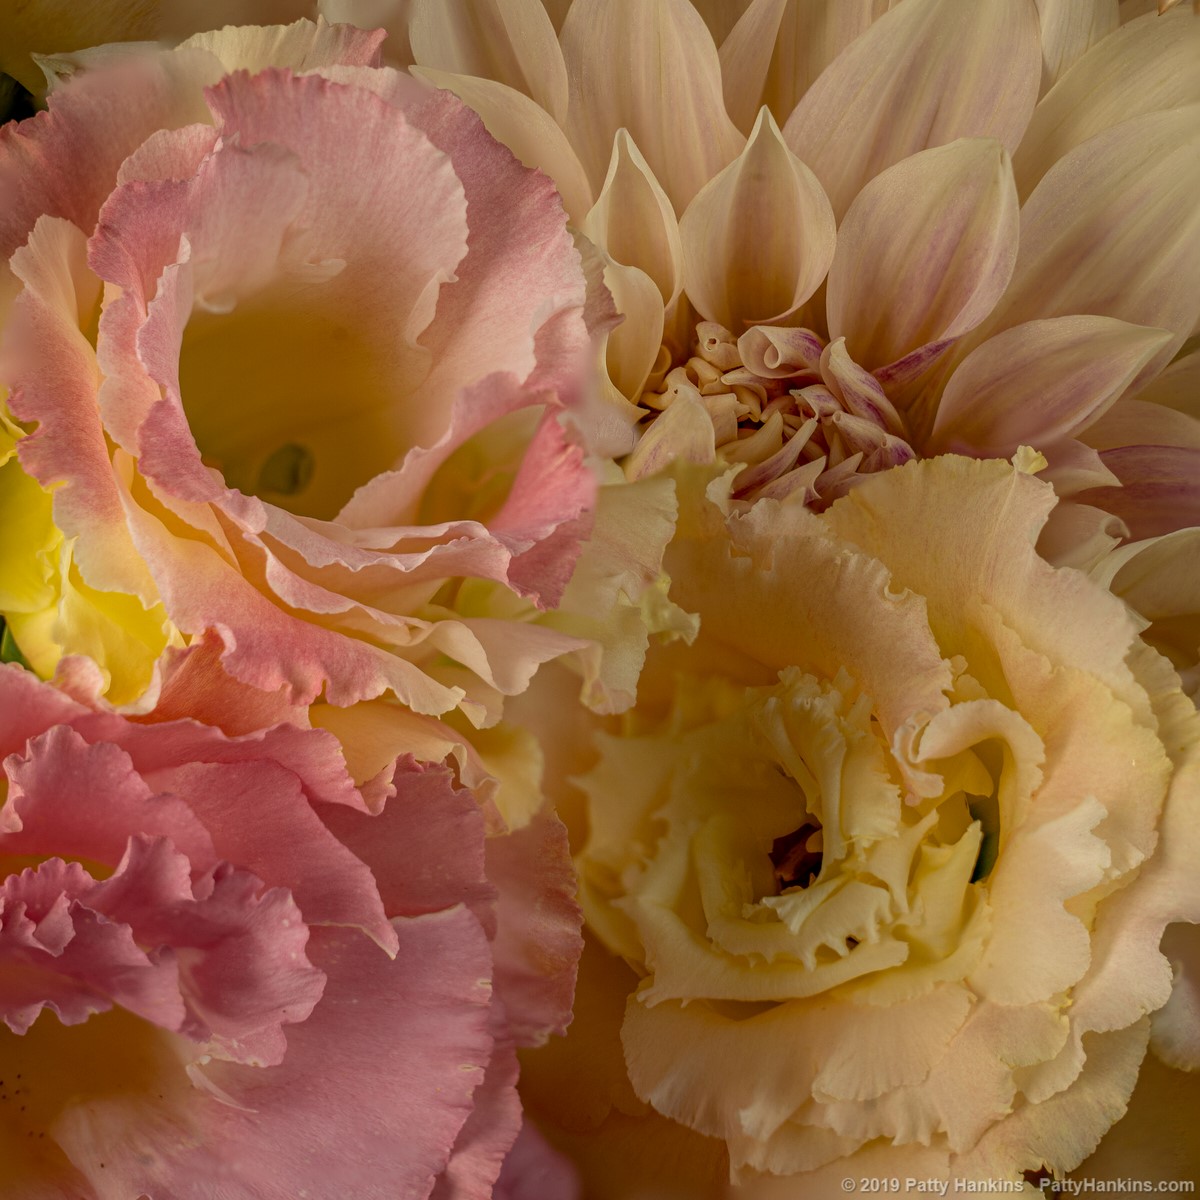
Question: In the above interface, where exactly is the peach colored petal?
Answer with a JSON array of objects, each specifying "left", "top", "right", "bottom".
[
  {"left": 1076, "top": 446, "right": 1200, "bottom": 539},
  {"left": 720, "top": 0, "right": 899, "bottom": 135},
  {"left": 782, "top": 0, "right": 1041, "bottom": 218},
  {"left": 1014, "top": 7, "right": 1200, "bottom": 199},
  {"left": 409, "top": 0, "right": 567, "bottom": 122},
  {"left": 1034, "top": 0, "right": 1119, "bottom": 94},
  {"left": 984, "top": 105, "right": 1200, "bottom": 365},
  {"left": 680, "top": 107, "right": 834, "bottom": 329},
  {"left": 560, "top": 0, "right": 745, "bottom": 213},
  {"left": 826, "top": 138, "right": 1019, "bottom": 372},
  {"left": 927, "top": 316, "right": 1173, "bottom": 457}
]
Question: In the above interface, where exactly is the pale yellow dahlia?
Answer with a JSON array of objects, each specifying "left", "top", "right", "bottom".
[{"left": 370, "top": 0, "right": 1200, "bottom": 678}]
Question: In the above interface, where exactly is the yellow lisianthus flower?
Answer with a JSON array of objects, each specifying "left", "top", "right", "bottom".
[{"left": 0, "top": 400, "right": 177, "bottom": 705}]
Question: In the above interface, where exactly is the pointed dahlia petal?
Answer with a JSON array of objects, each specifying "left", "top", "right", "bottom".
[
  {"left": 602, "top": 258, "right": 667, "bottom": 400},
  {"left": 986, "top": 105, "right": 1200, "bottom": 364},
  {"left": 782, "top": 0, "right": 1041, "bottom": 218},
  {"left": 1076, "top": 445, "right": 1200, "bottom": 539},
  {"left": 826, "top": 138, "right": 1019, "bottom": 372},
  {"left": 1034, "top": 0, "right": 1119, "bottom": 94},
  {"left": 583, "top": 129, "right": 684, "bottom": 311},
  {"left": 560, "top": 0, "right": 745, "bottom": 213},
  {"left": 412, "top": 68, "right": 594, "bottom": 223},
  {"left": 928, "top": 316, "right": 1173, "bottom": 456},
  {"left": 409, "top": 0, "right": 568, "bottom": 122},
  {"left": 1014, "top": 7, "right": 1200, "bottom": 199},
  {"left": 721, "top": 0, "right": 898, "bottom": 135},
  {"left": 680, "top": 107, "right": 834, "bottom": 330}
]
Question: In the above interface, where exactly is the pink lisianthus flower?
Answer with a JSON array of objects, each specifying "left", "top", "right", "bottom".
[
  {"left": 0, "top": 650, "right": 583, "bottom": 1198},
  {"left": 0, "top": 18, "right": 607, "bottom": 717}
]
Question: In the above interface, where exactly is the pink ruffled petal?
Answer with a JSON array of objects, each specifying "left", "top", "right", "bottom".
[{"left": 486, "top": 809, "right": 585, "bottom": 1047}]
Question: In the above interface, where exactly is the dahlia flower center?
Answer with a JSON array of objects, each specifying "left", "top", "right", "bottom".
[
  {"left": 179, "top": 295, "right": 413, "bottom": 521},
  {"left": 637, "top": 321, "right": 916, "bottom": 507}
]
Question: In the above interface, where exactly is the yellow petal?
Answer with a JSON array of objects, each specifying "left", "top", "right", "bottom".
[{"left": 680, "top": 107, "right": 834, "bottom": 330}]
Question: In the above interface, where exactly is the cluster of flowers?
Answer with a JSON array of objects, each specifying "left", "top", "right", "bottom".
[{"left": 0, "top": 1, "right": 1196, "bottom": 1197}]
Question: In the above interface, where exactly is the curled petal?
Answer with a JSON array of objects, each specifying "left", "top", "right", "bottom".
[
  {"left": 680, "top": 107, "right": 835, "bottom": 329},
  {"left": 826, "top": 138, "right": 1019, "bottom": 372},
  {"left": 782, "top": 0, "right": 1040, "bottom": 218}
]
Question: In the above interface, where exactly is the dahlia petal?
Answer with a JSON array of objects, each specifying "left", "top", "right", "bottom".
[
  {"left": 1128, "top": 348, "right": 1200, "bottom": 415},
  {"left": 583, "top": 130, "right": 684, "bottom": 312},
  {"left": 1076, "top": 445, "right": 1200, "bottom": 539},
  {"left": 602, "top": 258, "right": 669, "bottom": 400},
  {"left": 782, "top": 0, "right": 1041, "bottom": 218},
  {"left": 680, "top": 106, "right": 833, "bottom": 331},
  {"left": 485, "top": 809, "right": 584, "bottom": 1046},
  {"left": 1034, "top": 0, "right": 1119, "bottom": 93},
  {"left": 409, "top": 0, "right": 567, "bottom": 122},
  {"left": 826, "top": 138, "right": 1019, "bottom": 371},
  {"left": 728, "top": 0, "right": 901, "bottom": 135},
  {"left": 411, "top": 68, "right": 594, "bottom": 223},
  {"left": 1014, "top": 7, "right": 1200, "bottom": 198},
  {"left": 559, "top": 0, "right": 745, "bottom": 213},
  {"left": 986, "top": 105, "right": 1200, "bottom": 364},
  {"left": 928, "top": 316, "right": 1173, "bottom": 456}
]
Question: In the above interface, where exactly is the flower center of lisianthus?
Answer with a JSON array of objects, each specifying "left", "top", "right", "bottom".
[
  {"left": 635, "top": 321, "right": 917, "bottom": 507},
  {"left": 179, "top": 300, "right": 414, "bottom": 521},
  {"left": 769, "top": 819, "right": 823, "bottom": 891}
]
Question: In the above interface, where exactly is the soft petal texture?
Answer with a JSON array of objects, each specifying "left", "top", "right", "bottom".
[
  {"left": 927, "top": 316, "right": 1173, "bottom": 456},
  {"left": 409, "top": 0, "right": 568, "bottom": 121},
  {"left": 560, "top": 0, "right": 746, "bottom": 213},
  {"left": 782, "top": 0, "right": 1041, "bottom": 218},
  {"left": 679, "top": 107, "right": 835, "bottom": 329},
  {"left": 1014, "top": 7, "right": 1200, "bottom": 198},
  {"left": 719, "top": 0, "right": 899, "bottom": 134},
  {"left": 1034, "top": 0, "right": 1119, "bottom": 92},
  {"left": 522, "top": 455, "right": 1200, "bottom": 1192},
  {"left": 0, "top": 44, "right": 622, "bottom": 715},
  {"left": 825, "top": 138, "right": 1019, "bottom": 371},
  {"left": 982, "top": 105, "right": 1200, "bottom": 366}
]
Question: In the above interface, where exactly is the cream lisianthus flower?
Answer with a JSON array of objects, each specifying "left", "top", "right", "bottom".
[{"left": 517, "top": 456, "right": 1200, "bottom": 1196}]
